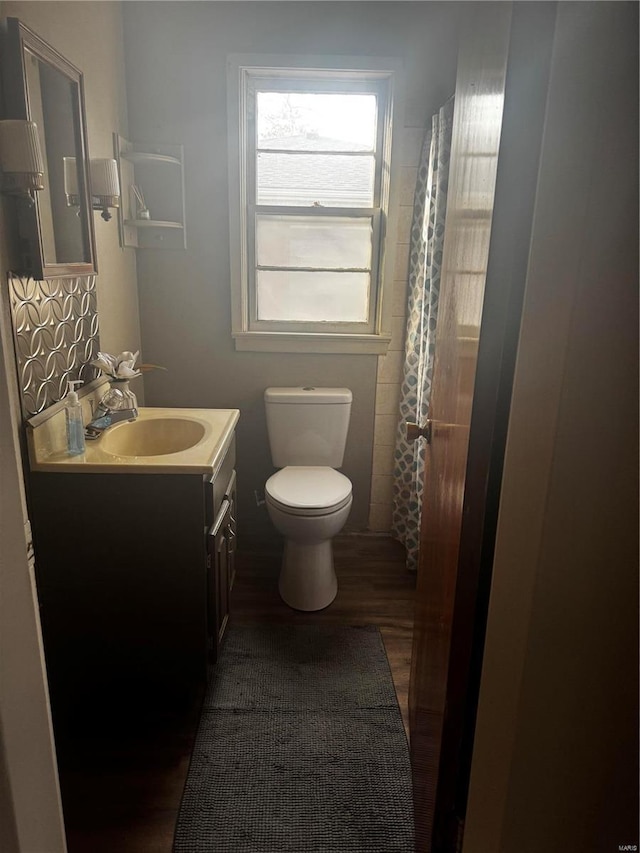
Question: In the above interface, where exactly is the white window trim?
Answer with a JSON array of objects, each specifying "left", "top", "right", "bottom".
[{"left": 227, "top": 53, "right": 403, "bottom": 354}]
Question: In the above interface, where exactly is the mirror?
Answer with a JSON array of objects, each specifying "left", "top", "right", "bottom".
[{"left": 1, "top": 18, "right": 97, "bottom": 278}]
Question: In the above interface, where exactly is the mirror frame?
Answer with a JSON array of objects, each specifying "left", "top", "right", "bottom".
[{"left": 0, "top": 17, "right": 97, "bottom": 279}]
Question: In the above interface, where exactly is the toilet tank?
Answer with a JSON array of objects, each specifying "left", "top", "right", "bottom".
[{"left": 265, "top": 387, "right": 352, "bottom": 467}]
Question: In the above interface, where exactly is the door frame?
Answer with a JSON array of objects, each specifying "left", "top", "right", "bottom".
[{"left": 0, "top": 281, "right": 67, "bottom": 851}]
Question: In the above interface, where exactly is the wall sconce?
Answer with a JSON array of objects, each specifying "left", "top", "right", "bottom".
[
  {"left": 64, "top": 156, "right": 120, "bottom": 221},
  {"left": 0, "top": 119, "right": 44, "bottom": 202},
  {"left": 90, "top": 158, "right": 120, "bottom": 221}
]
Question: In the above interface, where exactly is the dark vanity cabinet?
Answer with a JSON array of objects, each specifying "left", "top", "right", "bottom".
[{"left": 28, "top": 438, "right": 236, "bottom": 732}]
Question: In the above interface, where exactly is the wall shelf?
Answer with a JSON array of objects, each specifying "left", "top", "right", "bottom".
[
  {"left": 124, "top": 219, "right": 183, "bottom": 229},
  {"left": 114, "top": 134, "right": 187, "bottom": 250},
  {"left": 121, "top": 151, "right": 181, "bottom": 167}
]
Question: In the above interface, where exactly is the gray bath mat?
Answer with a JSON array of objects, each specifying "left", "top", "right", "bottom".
[{"left": 173, "top": 624, "right": 414, "bottom": 852}]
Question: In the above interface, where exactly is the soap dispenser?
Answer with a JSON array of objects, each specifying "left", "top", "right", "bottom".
[{"left": 65, "top": 380, "right": 85, "bottom": 456}]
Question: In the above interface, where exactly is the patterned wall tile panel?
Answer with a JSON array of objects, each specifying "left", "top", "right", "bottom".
[{"left": 8, "top": 273, "right": 101, "bottom": 417}]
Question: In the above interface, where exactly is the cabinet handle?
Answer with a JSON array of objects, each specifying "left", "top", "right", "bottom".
[
  {"left": 224, "top": 469, "right": 237, "bottom": 500},
  {"left": 209, "top": 498, "right": 231, "bottom": 539},
  {"left": 207, "top": 498, "right": 231, "bottom": 568}
]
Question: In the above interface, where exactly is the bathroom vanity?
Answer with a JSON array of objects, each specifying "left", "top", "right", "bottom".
[{"left": 26, "top": 405, "right": 239, "bottom": 731}]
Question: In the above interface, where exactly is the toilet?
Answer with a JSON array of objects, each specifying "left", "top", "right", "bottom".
[{"left": 264, "top": 387, "right": 353, "bottom": 611}]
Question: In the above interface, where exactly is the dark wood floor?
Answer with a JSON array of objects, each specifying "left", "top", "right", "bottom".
[{"left": 59, "top": 535, "right": 415, "bottom": 853}]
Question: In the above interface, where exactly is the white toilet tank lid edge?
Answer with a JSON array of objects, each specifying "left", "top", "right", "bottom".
[{"left": 265, "top": 387, "right": 352, "bottom": 404}]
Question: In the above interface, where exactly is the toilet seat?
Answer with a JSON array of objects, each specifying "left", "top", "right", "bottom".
[
  {"left": 267, "top": 492, "right": 352, "bottom": 518},
  {"left": 266, "top": 466, "right": 352, "bottom": 517}
]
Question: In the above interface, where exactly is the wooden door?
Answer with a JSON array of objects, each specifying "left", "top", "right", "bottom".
[{"left": 409, "top": 4, "right": 558, "bottom": 851}]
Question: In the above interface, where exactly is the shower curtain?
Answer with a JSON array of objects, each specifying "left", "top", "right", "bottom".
[{"left": 391, "top": 97, "right": 454, "bottom": 572}]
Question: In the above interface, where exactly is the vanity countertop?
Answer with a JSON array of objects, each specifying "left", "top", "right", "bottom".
[{"left": 28, "top": 406, "right": 240, "bottom": 475}]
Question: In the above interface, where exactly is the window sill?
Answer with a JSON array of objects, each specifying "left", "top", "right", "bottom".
[{"left": 233, "top": 331, "right": 392, "bottom": 354}]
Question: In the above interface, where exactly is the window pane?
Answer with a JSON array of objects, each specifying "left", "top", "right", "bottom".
[
  {"left": 257, "top": 271, "right": 369, "bottom": 322},
  {"left": 257, "top": 92, "right": 377, "bottom": 152},
  {"left": 257, "top": 152, "right": 374, "bottom": 207},
  {"left": 256, "top": 215, "right": 372, "bottom": 269}
]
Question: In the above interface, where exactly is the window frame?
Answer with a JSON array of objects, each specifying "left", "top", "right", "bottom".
[{"left": 227, "top": 54, "right": 402, "bottom": 354}]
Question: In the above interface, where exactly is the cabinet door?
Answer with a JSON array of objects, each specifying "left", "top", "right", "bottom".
[
  {"left": 207, "top": 497, "right": 231, "bottom": 661},
  {"left": 225, "top": 470, "right": 237, "bottom": 590}
]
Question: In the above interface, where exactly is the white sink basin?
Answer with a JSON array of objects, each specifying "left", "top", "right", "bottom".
[
  {"left": 28, "top": 405, "right": 239, "bottom": 474},
  {"left": 101, "top": 417, "right": 206, "bottom": 457}
]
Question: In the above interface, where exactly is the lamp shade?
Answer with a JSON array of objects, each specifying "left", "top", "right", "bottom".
[
  {"left": 90, "top": 158, "right": 120, "bottom": 198},
  {"left": 0, "top": 120, "right": 44, "bottom": 175}
]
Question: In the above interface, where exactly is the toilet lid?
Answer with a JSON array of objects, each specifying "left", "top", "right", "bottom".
[{"left": 265, "top": 466, "right": 352, "bottom": 511}]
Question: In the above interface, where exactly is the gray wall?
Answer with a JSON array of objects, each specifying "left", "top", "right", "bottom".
[
  {"left": 122, "top": 0, "right": 462, "bottom": 536},
  {"left": 1, "top": 1, "right": 142, "bottom": 375}
]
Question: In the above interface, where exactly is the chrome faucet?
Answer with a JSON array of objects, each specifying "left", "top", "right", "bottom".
[
  {"left": 84, "top": 405, "right": 138, "bottom": 440},
  {"left": 84, "top": 383, "right": 138, "bottom": 440}
]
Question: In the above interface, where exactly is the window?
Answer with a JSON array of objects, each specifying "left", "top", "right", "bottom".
[{"left": 228, "top": 57, "right": 400, "bottom": 353}]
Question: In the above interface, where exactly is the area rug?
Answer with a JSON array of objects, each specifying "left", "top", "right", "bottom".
[{"left": 173, "top": 624, "right": 414, "bottom": 852}]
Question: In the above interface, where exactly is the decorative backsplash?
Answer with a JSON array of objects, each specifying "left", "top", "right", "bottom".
[{"left": 8, "top": 273, "right": 101, "bottom": 417}]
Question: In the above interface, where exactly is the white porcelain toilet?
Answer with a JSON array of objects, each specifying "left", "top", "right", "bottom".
[{"left": 264, "top": 387, "right": 353, "bottom": 611}]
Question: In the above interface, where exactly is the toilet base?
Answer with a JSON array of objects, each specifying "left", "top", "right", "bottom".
[{"left": 278, "top": 539, "right": 338, "bottom": 611}]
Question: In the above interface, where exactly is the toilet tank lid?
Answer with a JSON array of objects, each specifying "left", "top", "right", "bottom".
[{"left": 265, "top": 387, "right": 352, "bottom": 404}]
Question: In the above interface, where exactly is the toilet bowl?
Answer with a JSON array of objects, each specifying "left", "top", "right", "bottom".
[
  {"left": 264, "top": 387, "right": 353, "bottom": 611},
  {"left": 265, "top": 465, "right": 352, "bottom": 611}
]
